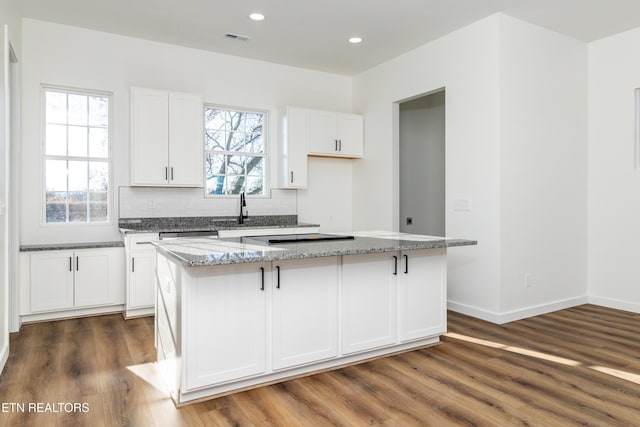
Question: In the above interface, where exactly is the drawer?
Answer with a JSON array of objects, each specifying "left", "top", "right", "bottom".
[{"left": 125, "top": 233, "right": 159, "bottom": 250}]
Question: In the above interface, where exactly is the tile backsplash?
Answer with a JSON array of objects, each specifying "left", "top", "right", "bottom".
[{"left": 118, "top": 187, "right": 296, "bottom": 218}]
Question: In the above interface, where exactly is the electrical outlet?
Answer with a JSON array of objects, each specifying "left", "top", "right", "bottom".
[{"left": 406, "top": 217, "right": 413, "bottom": 225}]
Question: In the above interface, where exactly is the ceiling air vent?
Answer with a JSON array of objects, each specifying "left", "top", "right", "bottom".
[{"left": 225, "top": 33, "right": 251, "bottom": 42}]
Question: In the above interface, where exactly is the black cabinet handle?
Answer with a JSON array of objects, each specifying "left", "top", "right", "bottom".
[
  {"left": 69, "top": 257, "right": 72, "bottom": 272},
  {"left": 260, "top": 267, "right": 265, "bottom": 291},
  {"left": 276, "top": 266, "right": 280, "bottom": 289},
  {"left": 132, "top": 257, "right": 135, "bottom": 273},
  {"left": 393, "top": 256, "right": 398, "bottom": 275},
  {"left": 290, "top": 171, "right": 293, "bottom": 183},
  {"left": 339, "top": 140, "right": 342, "bottom": 151},
  {"left": 76, "top": 256, "right": 79, "bottom": 271},
  {"left": 171, "top": 167, "right": 174, "bottom": 181},
  {"left": 165, "top": 166, "right": 168, "bottom": 180},
  {"left": 335, "top": 139, "right": 338, "bottom": 151},
  {"left": 404, "top": 254, "right": 408, "bottom": 274}
]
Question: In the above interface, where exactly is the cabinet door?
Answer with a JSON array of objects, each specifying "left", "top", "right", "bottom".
[
  {"left": 185, "top": 262, "right": 269, "bottom": 389},
  {"left": 30, "top": 251, "right": 74, "bottom": 312},
  {"left": 398, "top": 249, "right": 447, "bottom": 341},
  {"left": 128, "top": 250, "right": 156, "bottom": 309},
  {"left": 74, "top": 249, "right": 114, "bottom": 307},
  {"left": 272, "top": 257, "right": 339, "bottom": 370},
  {"left": 341, "top": 252, "right": 398, "bottom": 354},
  {"left": 280, "top": 107, "right": 308, "bottom": 188},
  {"left": 337, "top": 113, "right": 363, "bottom": 157},
  {"left": 168, "top": 92, "right": 204, "bottom": 187},
  {"left": 130, "top": 87, "right": 169, "bottom": 185},
  {"left": 308, "top": 110, "right": 338, "bottom": 155}
]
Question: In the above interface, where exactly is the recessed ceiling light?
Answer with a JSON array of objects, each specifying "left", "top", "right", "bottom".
[
  {"left": 249, "top": 13, "right": 265, "bottom": 21},
  {"left": 348, "top": 37, "right": 363, "bottom": 44}
]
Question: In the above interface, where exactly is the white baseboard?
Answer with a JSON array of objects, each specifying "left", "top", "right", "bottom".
[
  {"left": 588, "top": 296, "right": 640, "bottom": 314},
  {"left": 0, "top": 341, "right": 8, "bottom": 375},
  {"left": 448, "top": 296, "right": 589, "bottom": 324}
]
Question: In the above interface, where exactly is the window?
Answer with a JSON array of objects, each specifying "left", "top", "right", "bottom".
[
  {"left": 204, "top": 105, "right": 266, "bottom": 196},
  {"left": 43, "top": 86, "right": 111, "bottom": 223}
]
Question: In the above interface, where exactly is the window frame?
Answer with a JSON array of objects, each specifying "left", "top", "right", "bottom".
[
  {"left": 203, "top": 103, "right": 269, "bottom": 198},
  {"left": 40, "top": 84, "right": 114, "bottom": 226}
]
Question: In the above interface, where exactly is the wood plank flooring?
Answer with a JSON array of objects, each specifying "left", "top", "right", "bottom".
[{"left": 0, "top": 304, "right": 638, "bottom": 426}]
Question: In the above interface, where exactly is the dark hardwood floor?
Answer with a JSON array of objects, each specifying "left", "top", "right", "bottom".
[{"left": 1, "top": 304, "right": 638, "bottom": 426}]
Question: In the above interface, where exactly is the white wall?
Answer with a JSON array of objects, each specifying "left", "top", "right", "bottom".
[
  {"left": 353, "top": 15, "right": 503, "bottom": 315},
  {"left": 588, "top": 27, "right": 640, "bottom": 313},
  {"left": 498, "top": 15, "right": 588, "bottom": 317},
  {"left": 20, "top": 19, "right": 354, "bottom": 245},
  {"left": 353, "top": 14, "right": 590, "bottom": 322},
  {"left": 0, "top": 0, "right": 21, "bottom": 372}
]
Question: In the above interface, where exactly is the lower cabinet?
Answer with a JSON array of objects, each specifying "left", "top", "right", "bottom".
[
  {"left": 124, "top": 233, "right": 160, "bottom": 318},
  {"left": 272, "top": 257, "right": 339, "bottom": 370},
  {"left": 27, "top": 247, "right": 125, "bottom": 315},
  {"left": 184, "top": 262, "right": 269, "bottom": 390}
]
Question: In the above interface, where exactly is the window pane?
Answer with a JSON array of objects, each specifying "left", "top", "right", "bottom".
[
  {"left": 246, "top": 176, "right": 263, "bottom": 195},
  {"left": 46, "top": 91, "right": 67, "bottom": 124},
  {"left": 46, "top": 124, "right": 67, "bottom": 156},
  {"left": 89, "top": 127, "right": 108, "bottom": 158},
  {"left": 89, "top": 162, "right": 109, "bottom": 191},
  {"left": 89, "top": 96, "right": 108, "bottom": 126},
  {"left": 205, "top": 130, "right": 226, "bottom": 151},
  {"left": 204, "top": 108, "right": 226, "bottom": 131},
  {"left": 46, "top": 192, "right": 67, "bottom": 223},
  {"left": 46, "top": 160, "right": 68, "bottom": 191},
  {"left": 227, "top": 155, "right": 245, "bottom": 175},
  {"left": 68, "top": 94, "right": 88, "bottom": 125},
  {"left": 205, "top": 154, "right": 225, "bottom": 176},
  {"left": 229, "top": 131, "right": 246, "bottom": 151},
  {"left": 244, "top": 113, "right": 263, "bottom": 133},
  {"left": 246, "top": 135, "right": 263, "bottom": 153},
  {"left": 205, "top": 176, "right": 225, "bottom": 195},
  {"left": 246, "top": 156, "right": 263, "bottom": 176},
  {"left": 68, "top": 161, "right": 88, "bottom": 191},
  {"left": 226, "top": 175, "right": 245, "bottom": 194},
  {"left": 68, "top": 126, "right": 88, "bottom": 157},
  {"left": 227, "top": 111, "right": 242, "bottom": 131},
  {"left": 89, "top": 192, "right": 108, "bottom": 221},
  {"left": 69, "top": 192, "right": 87, "bottom": 222}
]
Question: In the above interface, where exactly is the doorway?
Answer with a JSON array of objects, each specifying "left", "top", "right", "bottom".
[{"left": 398, "top": 89, "right": 445, "bottom": 235}]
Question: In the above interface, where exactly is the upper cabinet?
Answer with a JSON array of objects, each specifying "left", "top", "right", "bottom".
[
  {"left": 308, "top": 110, "right": 363, "bottom": 158},
  {"left": 130, "top": 87, "right": 204, "bottom": 187},
  {"left": 279, "top": 107, "right": 309, "bottom": 189}
]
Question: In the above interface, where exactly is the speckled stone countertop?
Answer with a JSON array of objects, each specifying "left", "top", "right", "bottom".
[
  {"left": 119, "top": 215, "right": 319, "bottom": 233},
  {"left": 152, "top": 231, "right": 477, "bottom": 267},
  {"left": 20, "top": 241, "right": 125, "bottom": 252}
]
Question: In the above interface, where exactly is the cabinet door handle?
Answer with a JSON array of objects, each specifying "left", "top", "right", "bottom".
[
  {"left": 335, "top": 139, "right": 338, "bottom": 151},
  {"left": 339, "top": 140, "right": 342, "bottom": 151},
  {"left": 132, "top": 257, "right": 135, "bottom": 273},
  {"left": 404, "top": 254, "right": 408, "bottom": 274},
  {"left": 393, "top": 256, "right": 398, "bottom": 275},
  {"left": 276, "top": 266, "right": 280, "bottom": 289},
  {"left": 165, "top": 166, "right": 168, "bottom": 180},
  {"left": 260, "top": 267, "right": 265, "bottom": 291},
  {"left": 76, "top": 256, "right": 79, "bottom": 271},
  {"left": 69, "top": 257, "right": 72, "bottom": 272},
  {"left": 171, "top": 167, "right": 174, "bottom": 181},
  {"left": 290, "top": 171, "right": 294, "bottom": 183}
]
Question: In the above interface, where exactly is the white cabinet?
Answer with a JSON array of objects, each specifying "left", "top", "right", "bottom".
[
  {"left": 279, "top": 107, "right": 309, "bottom": 188},
  {"left": 184, "top": 262, "right": 269, "bottom": 390},
  {"left": 398, "top": 249, "right": 447, "bottom": 341},
  {"left": 124, "top": 233, "right": 159, "bottom": 318},
  {"left": 271, "top": 257, "right": 339, "bottom": 370},
  {"left": 308, "top": 110, "right": 363, "bottom": 158},
  {"left": 130, "top": 87, "right": 204, "bottom": 187},
  {"left": 28, "top": 248, "right": 124, "bottom": 314},
  {"left": 341, "top": 252, "right": 398, "bottom": 355}
]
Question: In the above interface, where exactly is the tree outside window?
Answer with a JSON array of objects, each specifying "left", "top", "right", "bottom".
[{"left": 204, "top": 106, "right": 266, "bottom": 196}]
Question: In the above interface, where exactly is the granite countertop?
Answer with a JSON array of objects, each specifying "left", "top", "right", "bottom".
[
  {"left": 20, "top": 241, "right": 125, "bottom": 252},
  {"left": 152, "top": 231, "right": 477, "bottom": 267},
  {"left": 119, "top": 215, "right": 319, "bottom": 234}
]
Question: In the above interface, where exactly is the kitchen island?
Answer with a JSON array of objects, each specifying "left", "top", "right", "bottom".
[{"left": 152, "top": 231, "right": 476, "bottom": 405}]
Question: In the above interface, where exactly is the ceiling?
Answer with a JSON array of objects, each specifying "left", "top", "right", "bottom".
[{"left": 18, "top": 0, "right": 640, "bottom": 75}]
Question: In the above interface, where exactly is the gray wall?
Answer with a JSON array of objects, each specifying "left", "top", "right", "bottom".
[{"left": 399, "top": 90, "right": 445, "bottom": 235}]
